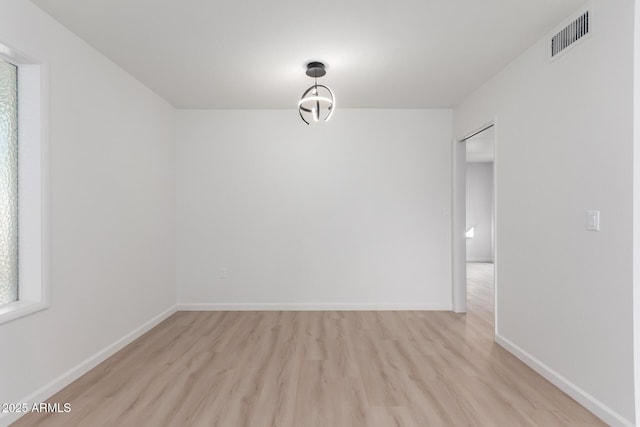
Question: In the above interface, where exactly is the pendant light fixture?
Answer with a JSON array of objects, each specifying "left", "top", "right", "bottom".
[{"left": 298, "top": 62, "right": 335, "bottom": 125}]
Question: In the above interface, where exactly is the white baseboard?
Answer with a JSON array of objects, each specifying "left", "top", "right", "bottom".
[
  {"left": 1, "top": 305, "right": 177, "bottom": 427},
  {"left": 495, "top": 334, "right": 633, "bottom": 427},
  {"left": 177, "top": 302, "right": 452, "bottom": 311}
]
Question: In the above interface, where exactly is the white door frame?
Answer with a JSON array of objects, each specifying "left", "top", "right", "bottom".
[{"left": 452, "top": 122, "right": 497, "bottom": 322}]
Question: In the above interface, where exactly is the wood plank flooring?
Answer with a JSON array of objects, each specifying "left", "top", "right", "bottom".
[{"left": 13, "top": 263, "right": 605, "bottom": 426}]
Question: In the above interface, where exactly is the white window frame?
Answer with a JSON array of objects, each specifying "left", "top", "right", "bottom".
[{"left": 0, "top": 41, "right": 50, "bottom": 324}]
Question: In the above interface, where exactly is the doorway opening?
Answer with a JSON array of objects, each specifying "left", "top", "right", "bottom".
[
  {"left": 465, "top": 127, "right": 495, "bottom": 329},
  {"left": 452, "top": 123, "right": 496, "bottom": 333}
]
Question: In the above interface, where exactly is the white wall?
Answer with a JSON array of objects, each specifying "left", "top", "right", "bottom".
[
  {"left": 634, "top": 1, "right": 640, "bottom": 422},
  {"left": 0, "top": 2, "right": 175, "bottom": 423},
  {"left": 466, "top": 162, "right": 493, "bottom": 262},
  {"left": 176, "top": 109, "right": 452, "bottom": 309},
  {"left": 455, "top": 1, "right": 635, "bottom": 425}
]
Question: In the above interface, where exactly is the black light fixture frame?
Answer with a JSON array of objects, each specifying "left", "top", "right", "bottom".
[{"left": 298, "top": 62, "right": 335, "bottom": 125}]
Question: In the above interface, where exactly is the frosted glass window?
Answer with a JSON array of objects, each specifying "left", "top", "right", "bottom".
[{"left": 0, "top": 58, "right": 18, "bottom": 305}]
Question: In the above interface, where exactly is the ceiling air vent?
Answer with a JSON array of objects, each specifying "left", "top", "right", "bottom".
[{"left": 549, "top": 7, "right": 591, "bottom": 61}]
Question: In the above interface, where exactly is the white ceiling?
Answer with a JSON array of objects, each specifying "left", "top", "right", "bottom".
[
  {"left": 466, "top": 126, "right": 494, "bottom": 163},
  {"left": 31, "top": 0, "right": 584, "bottom": 109}
]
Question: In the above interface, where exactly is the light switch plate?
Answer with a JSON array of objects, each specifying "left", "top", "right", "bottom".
[{"left": 587, "top": 210, "right": 600, "bottom": 231}]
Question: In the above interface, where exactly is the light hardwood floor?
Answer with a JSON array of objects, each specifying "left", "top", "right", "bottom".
[{"left": 13, "top": 263, "right": 604, "bottom": 426}]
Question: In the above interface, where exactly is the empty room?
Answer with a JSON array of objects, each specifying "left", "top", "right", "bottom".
[{"left": 1, "top": 0, "right": 640, "bottom": 426}]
